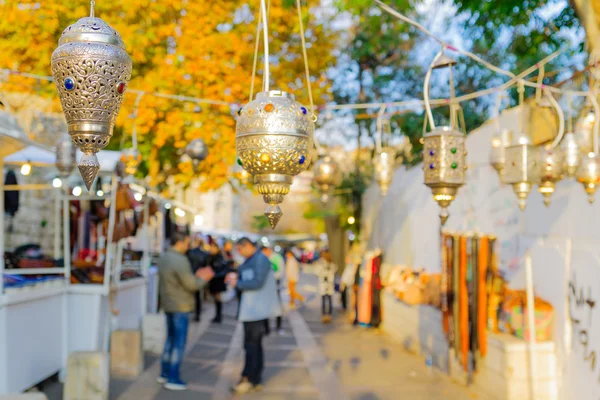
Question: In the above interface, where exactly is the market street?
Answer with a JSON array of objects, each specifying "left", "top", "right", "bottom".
[{"left": 41, "top": 273, "right": 479, "bottom": 400}]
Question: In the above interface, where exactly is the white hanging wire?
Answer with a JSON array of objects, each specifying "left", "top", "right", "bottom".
[
  {"left": 376, "top": 105, "right": 388, "bottom": 153},
  {"left": 260, "top": 0, "right": 270, "bottom": 92},
  {"left": 296, "top": 0, "right": 315, "bottom": 118},
  {"left": 90, "top": 0, "right": 95, "bottom": 18},
  {"left": 545, "top": 90, "right": 565, "bottom": 148},
  {"left": 249, "top": 0, "right": 264, "bottom": 101}
]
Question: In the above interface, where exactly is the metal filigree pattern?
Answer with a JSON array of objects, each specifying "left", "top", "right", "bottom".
[
  {"left": 237, "top": 135, "right": 311, "bottom": 176},
  {"left": 503, "top": 144, "right": 540, "bottom": 185},
  {"left": 423, "top": 127, "right": 466, "bottom": 187}
]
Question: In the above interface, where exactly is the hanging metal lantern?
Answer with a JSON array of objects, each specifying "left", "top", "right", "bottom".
[
  {"left": 313, "top": 154, "right": 340, "bottom": 202},
  {"left": 374, "top": 148, "right": 396, "bottom": 196},
  {"left": 51, "top": 5, "right": 132, "bottom": 191},
  {"left": 561, "top": 132, "right": 581, "bottom": 178},
  {"left": 537, "top": 146, "right": 563, "bottom": 207},
  {"left": 185, "top": 138, "right": 209, "bottom": 169},
  {"left": 490, "top": 129, "right": 511, "bottom": 178},
  {"left": 422, "top": 50, "right": 466, "bottom": 225},
  {"left": 576, "top": 153, "right": 600, "bottom": 203},
  {"left": 236, "top": 90, "right": 313, "bottom": 229},
  {"left": 120, "top": 147, "right": 142, "bottom": 176},
  {"left": 503, "top": 136, "right": 540, "bottom": 211},
  {"left": 55, "top": 134, "right": 77, "bottom": 179}
]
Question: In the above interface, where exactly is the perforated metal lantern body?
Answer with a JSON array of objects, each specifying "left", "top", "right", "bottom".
[
  {"left": 560, "top": 132, "right": 581, "bottom": 179},
  {"left": 236, "top": 90, "right": 314, "bottom": 228},
  {"left": 576, "top": 153, "right": 600, "bottom": 204},
  {"left": 185, "top": 138, "right": 209, "bottom": 169},
  {"left": 313, "top": 154, "right": 341, "bottom": 202},
  {"left": 503, "top": 138, "right": 540, "bottom": 211},
  {"left": 120, "top": 147, "right": 142, "bottom": 176},
  {"left": 52, "top": 16, "right": 132, "bottom": 190},
  {"left": 490, "top": 129, "right": 511, "bottom": 178},
  {"left": 374, "top": 148, "right": 396, "bottom": 196},
  {"left": 537, "top": 146, "right": 564, "bottom": 207},
  {"left": 55, "top": 134, "right": 77, "bottom": 178},
  {"left": 423, "top": 126, "right": 466, "bottom": 224}
]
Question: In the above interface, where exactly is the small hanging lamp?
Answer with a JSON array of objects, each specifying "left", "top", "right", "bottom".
[
  {"left": 185, "top": 139, "right": 209, "bottom": 170},
  {"left": 51, "top": 0, "right": 132, "bottom": 191},
  {"left": 576, "top": 90, "right": 600, "bottom": 203},
  {"left": 236, "top": 0, "right": 315, "bottom": 229},
  {"left": 502, "top": 83, "right": 540, "bottom": 211},
  {"left": 313, "top": 153, "right": 341, "bottom": 202},
  {"left": 422, "top": 49, "right": 467, "bottom": 225},
  {"left": 561, "top": 132, "right": 581, "bottom": 178},
  {"left": 374, "top": 108, "right": 396, "bottom": 196},
  {"left": 536, "top": 90, "right": 565, "bottom": 207},
  {"left": 489, "top": 92, "right": 511, "bottom": 179},
  {"left": 55, "top": 134, "right": 77, "bottom": 179}
]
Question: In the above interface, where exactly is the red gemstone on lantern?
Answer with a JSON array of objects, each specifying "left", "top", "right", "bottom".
[{"left": 117, "top": 82, "right": 126, "bottom": 94}]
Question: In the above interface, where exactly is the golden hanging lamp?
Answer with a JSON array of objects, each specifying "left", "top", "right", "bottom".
[
  {"left": 576, "top": 89, "right": 600, "bottom": 203},
  {"left": 51, "top": 0, "right": 132, "bottom": 190},
  {"left": 235, "top": 0, "right": 315, "bottom": 229},
  {"left": 422, "top": 50, "right": 467, "bottom": 226},
  {"left": 313, "top": 153, "right": 341, "bottom": 202},
  {"left": 489, "top": 92, "right": 511, "bottom": 179},
  {"left": 374, "top": 108, "right": 397, "bottom": 196}
]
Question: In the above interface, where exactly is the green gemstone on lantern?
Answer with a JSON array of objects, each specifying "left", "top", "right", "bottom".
[
  {"left": 451, "top": 147, "right": 457, "bottom": 154},
  {"left": 451, "top": 162, "right": 458, "bottom": 169},
  {"left": 237, "top": 158, "right": 242, "bottom": 166}
]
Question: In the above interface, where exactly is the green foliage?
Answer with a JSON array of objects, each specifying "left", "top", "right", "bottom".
[{"left": 251, "top": 215, "right": 270, "bottom": 233}]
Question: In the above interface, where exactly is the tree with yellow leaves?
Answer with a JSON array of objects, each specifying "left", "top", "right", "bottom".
[{"left": 0, "top": 0, "right": 337, "bottom": 191}]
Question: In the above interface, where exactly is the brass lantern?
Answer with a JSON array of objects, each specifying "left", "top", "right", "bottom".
[
  {"left": 422, "top": 50, "right": 466, "bottom": 225},
  {"left": 51, "top": 4, "right": 132, "bottom": 190},
  {"left": 55, "top": 134, "right": 77, "bottom": 179},
  {"left": 236, "top": 91, "right": 313, "bottom": 228},
  {"left": 120, "top": 147, "right": 142, "bottom": 176},
  {"left": 537, "top": 146, "right": 563, "bottom": 207},
  {"left": 576, "top": 153, "right": 600, "bottom": 203},
  {"left": 374, "top": 148, "right": 396, "bottom": 196},
  {"left": 503, "top": 135, "right": 540, "bottom": 211},
  {"left": 313, "top": 153, "right": 341, "bottom": 202},
  {"left": 490, "top": 129, "right": 511, "bottom": 178},
  {"left": 185, "top": 139, "right": 209, "bottom": 169}
]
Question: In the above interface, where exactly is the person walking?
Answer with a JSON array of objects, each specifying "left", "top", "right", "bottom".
[
  {"left": 207, "top": 239, "right": 228, "bottom": 323},
  {"left": 317, "top": 249, "right": 338, "bottom": 324},
  {"left": 157, "top": 232, "right": 215, "bottom": 391},
  {"left": 261, "top": 246, "right": 285, "bottom": 335},
  {"left": 226, "top": 237, "right": 281, "bottom": 394},
  {"left": 285, "top": 249, "right": 304, "bottom": 308},
  {"left": 187, "top": 236, "right": 209, "bottom": 322}
]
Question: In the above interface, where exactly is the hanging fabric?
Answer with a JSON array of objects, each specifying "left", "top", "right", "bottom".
[{"left": 4, "top": 169, "right": 19, "bottom": 216}]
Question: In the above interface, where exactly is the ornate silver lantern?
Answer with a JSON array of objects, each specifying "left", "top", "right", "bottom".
[
  {"left": 185, "top": 138, "right": 209, "bottom": 169},
  {"left": 537, "top": 146, "right": 563, "bottom": 207},
  {"left": 55, "top": 134, "right": 77, "bottom": 178},
  {"left": 236, "top": 91, "right": 313, "bottom": 228},
  {"left": 374, "top": 148, "right": 396, "bottom": 196},
  {"left": 503, "top": 135, "right": 540, "bottom": 211},
  {"left": 51, "top": 3, "right": 132, "bottom": 190},
  {"left": 120, "top": 147, "right": 142, "bottom": 176},
  {"left": 313, "top": 153, "right": 340, "bottom": 202},
  {"left": 422, "top": 50, "right": 466, "bottom": 225}
]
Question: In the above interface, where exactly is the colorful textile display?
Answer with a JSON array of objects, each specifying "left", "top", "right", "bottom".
[
  {"left": 501, "top": 290, "right": 555, "bottom": 341},
  {"left": 357, "top": 250, "right": 383, "bottom": 326},
  {"left": 441, "top": 232, "right": 497, "bottom": 373}
]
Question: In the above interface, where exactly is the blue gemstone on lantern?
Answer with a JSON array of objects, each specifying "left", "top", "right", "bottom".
[
  {"left": 429, "top": 163, "right": 435, "bottom": 170},
  {"left": 301, "top": 107, "right": 307, "bottom": 115},
  {"left": 429, "top": 150, "right": 435, "bottom": 156},
  {"left": 64, "top": 77, "right": 75, "bottom": 91},
  {"left": 299, "top": 155, "right": 306, "bottom": 165}
]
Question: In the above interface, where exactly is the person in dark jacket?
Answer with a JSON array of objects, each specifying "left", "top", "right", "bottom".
[
  {"left": 187, "top": 237, "right": 209, "bottom": 322},
  {"left": 207, "top": 240, "right": 229, "bottom": 323}
]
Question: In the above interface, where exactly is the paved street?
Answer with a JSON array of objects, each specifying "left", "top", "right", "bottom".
[{"left": 43, "top": 274, "right": 481, "bottom": 400}]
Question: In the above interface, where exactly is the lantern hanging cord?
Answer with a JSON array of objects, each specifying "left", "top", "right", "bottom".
[
  {"left": 588, "top": 85, "right": 600, "bottom": 155},
  {"left": 535, "top": 65, "right": 545, "bottom": 104},
  {"left": 90, "top": 0, "right": 95, "bottom": 18},
  {"left": 376, "top": 105, "right": 387, "bottom": 153},
  {"left": 260, "top": 0, "right": 270, "bottom": 92},
  {"left": 249, "top": 0, "right": 263, "bottom": 101},
  {"left": 545, "top": 90, "right": 565, "bottom": 149},
  {"left": 131, "top": 92, "right": 144, "bottom": 149},
  {"left": 423, "top": 50, "right": 444, "bottom": 129},
  {"left": 518, "top": 80, "right": 525, "bottom": 134},
  {"left": 296, "top": 0, "right": 315, "bottom": 118}
]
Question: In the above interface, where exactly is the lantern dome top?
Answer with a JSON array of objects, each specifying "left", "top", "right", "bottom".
[{"left": 58, "top": 17, "right": 125, "bottom": 48}]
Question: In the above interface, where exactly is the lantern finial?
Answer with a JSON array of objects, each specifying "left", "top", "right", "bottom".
[
  {"left": 265, "top": 205, "right": 282, "bottom": 230},
  {"left": 78, "top": 153, "right": 100, "bottom": 190}
]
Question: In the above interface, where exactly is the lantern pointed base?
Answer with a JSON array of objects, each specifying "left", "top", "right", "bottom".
[
  {"left": 439, "top": 208, "right": 449, "bottom": 226},
  {"left": 543, "top": 196, "right": 552, "bottom": 207},
  {"left": 588, "top": 194, "right": 596, "bottom": 204},
  {"left": 78, "top": 153, "right": 100, "bottom": 191},
  {"left": 265, "top": 205, "right": 282, "bottom": 229}
]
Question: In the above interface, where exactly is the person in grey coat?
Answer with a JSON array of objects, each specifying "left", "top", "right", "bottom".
[{"left": 226, "top": 237, "right": 281, "bottom": 394}]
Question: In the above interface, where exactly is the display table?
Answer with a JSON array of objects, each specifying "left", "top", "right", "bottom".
[
  {"left": 0, "top": 282, "right": 67, "bottom": 395},
  {"left": 67, "top": 277, "right": 146, "bottom": 355}
]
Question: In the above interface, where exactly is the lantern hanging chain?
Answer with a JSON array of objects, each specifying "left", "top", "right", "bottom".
[
  {"left": 260, "top": 0, "right": 270, "bottom": 92},
  {"left": 249, "top": 0, "right": 263, "bottom": 101},
  {"left": 546, "top": 90, "right": 565, "bottom": 149},
  {"left": 449, "top": 66, "right": 457, "bottom": 129},
  {"left": 423, "top": 50, "right": 444, "bottom": 129},
  {"left": 376, "top": 105, "right": 387, "bottom": 153},
  {"left": 296, "top": 0, "right": 315, "bottom": 118},
  {"left": 90, "top": 0, "right": 95, "bottom": 18},
  {"left": 131, "top": 92, "right": 144, "bottom": 149},
  {"left": 588, "top": 83, "right": 600, "bottom": 155}
]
